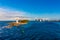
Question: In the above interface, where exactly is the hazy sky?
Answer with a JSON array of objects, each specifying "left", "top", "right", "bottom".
[{"left": 0, "top": 0, "right": 60, "bottom": 20}]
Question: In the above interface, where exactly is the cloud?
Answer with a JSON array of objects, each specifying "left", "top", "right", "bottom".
[
  {"left": 0, "top": 8, "right": 26, "bottom": 16},
  {"left": 0, "top": 7, "right": 27, "bottom": 20}
]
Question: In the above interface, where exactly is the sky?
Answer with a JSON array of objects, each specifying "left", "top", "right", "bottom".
[{"left": 0, "top": 0, "right": 60, "bottom": 20}]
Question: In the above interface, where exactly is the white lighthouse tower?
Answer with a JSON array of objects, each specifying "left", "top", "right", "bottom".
[{"left": 15, "top": 17, "right": 19, "bottom": 23}]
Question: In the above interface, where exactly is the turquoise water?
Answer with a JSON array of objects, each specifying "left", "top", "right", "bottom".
[{"left": 0, "top": 21, "right": 60, "bottom": 40}]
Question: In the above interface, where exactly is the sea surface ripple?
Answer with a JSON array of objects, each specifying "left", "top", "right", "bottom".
[{"left": 0, "top": 21, "right": 60, "bottom": 40}]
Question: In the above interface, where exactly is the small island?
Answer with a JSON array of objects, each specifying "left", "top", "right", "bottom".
[{"left": 5, "top": 20, "right": 29, "bottom": 28}]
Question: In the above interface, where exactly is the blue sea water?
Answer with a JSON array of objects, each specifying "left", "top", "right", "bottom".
[{"left": 0, "top": 21, "right": 60, "bottom": 40}]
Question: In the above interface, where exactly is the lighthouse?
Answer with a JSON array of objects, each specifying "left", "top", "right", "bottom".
[{"left": 15, "top": 17, "right": 19, "bottom": 23}]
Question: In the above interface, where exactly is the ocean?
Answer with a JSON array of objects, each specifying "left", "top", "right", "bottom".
[{"left": 0, "top": 21, "right": 60, "bottom": 40}]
